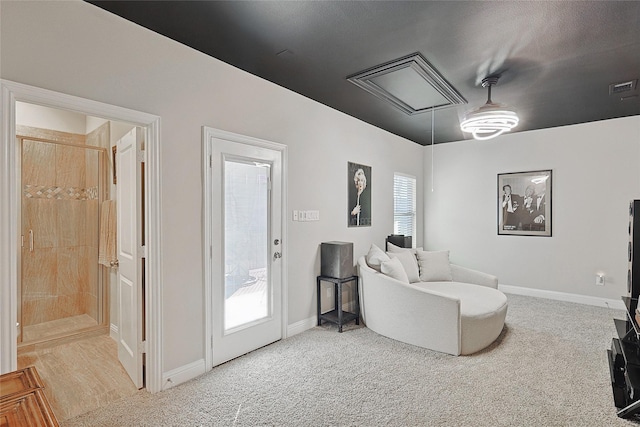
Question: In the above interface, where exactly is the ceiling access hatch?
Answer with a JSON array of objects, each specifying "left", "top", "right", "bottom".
[{"left": 348, "top": 53, "right": 466, "bottom": 115}]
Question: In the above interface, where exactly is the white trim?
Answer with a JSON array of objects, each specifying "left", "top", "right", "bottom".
[
  {"left": 0, "top": 80, "right": 164, "bottom": 394},
  {"left": 498, "top": 284, "right": 626, "bottom": 311},
  {"left": 0, "top": 82, "right": 18, "bottom": 374},
  {"left": 161, "top": 359, "right": 206, "bottom": 391},
  {"left": 287, "top": 316, "right": 316, "bottom": 337},
  {"left": 110, "top": 323, "right": 119, "bottom": 341},
  {"left": 202, "top": 126, "right": 288, "bottom": 371}
]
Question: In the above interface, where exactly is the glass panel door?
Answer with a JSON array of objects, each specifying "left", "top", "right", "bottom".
[
  {"left": 207, "top": 129, "right": 283, "bottom": 368},
  {"left": 224, "top": 159, "right": 270, "bottom": 331}
]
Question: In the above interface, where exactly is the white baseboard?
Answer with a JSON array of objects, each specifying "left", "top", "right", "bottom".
[
  {"left": 287, "top": 316, "right": 316, "bottom": 337},
  {"left": 162, "top": 359, "right": 206, "bottom": 391},
  {"left": 498, "top": 284, "right": 626, "bottom": 311},
  {"left": 110, "top": 324, "right": 118, "bottom": 341}
]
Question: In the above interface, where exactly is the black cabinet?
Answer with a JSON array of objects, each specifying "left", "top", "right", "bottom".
[
  {"left": 608, "top": 297, "right": 640, "bottom": 418},
  {"left": 607, "top": 200, "right": 640, "bottom": 418}
]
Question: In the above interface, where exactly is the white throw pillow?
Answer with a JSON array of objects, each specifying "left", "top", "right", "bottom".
[
  {"left": 387, "top": 250, "right": 420, "bottom": 283},
  {"left": 380, "top": 257, "right": 410, "bottom": 284},
  {"left": 365, "top": 244, "right": 391, "bottom": 272},
  {"left": 386, "top": 241, "right": 423, "bottom": 255},
  {"left": 416, "top": 250, "right": 453, "bottom": 282}
]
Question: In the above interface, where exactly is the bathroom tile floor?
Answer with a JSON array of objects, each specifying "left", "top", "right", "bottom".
[
  {"left": 22, "top": 314, "right": 97, "bottom": 342},
  {"left": 17, "top": 334, "right": 138, "bottom": 422}
]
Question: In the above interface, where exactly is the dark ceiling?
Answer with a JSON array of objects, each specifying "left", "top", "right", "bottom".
[{"left": 87, "top": 1, "right": 640, "bottom": 145}]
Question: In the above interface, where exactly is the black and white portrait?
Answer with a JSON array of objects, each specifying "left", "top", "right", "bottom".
[
  {"left": 498, "top": 170, "right": 552, "bottom": 236},
  {"left": 348, "top": 162, "right": 371, "bottom": 227}
]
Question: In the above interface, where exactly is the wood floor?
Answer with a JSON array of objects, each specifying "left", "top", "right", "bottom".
[{"left": 17, "top": 334, "right": 138, "bottom": 422}]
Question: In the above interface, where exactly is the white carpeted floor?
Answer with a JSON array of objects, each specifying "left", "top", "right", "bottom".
[{"left": 64, "top": 293, "right": 640, "bottom": 426}]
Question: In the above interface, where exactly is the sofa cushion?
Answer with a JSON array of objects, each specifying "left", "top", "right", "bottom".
[
  {"left": 380, "top": 257, "right": 410, "bottom": 283},
  {"left": 365, "top": 244, "right": 391, "bottom": 272},
  {"left": 387, "top": 250, "right": 420, "bottom": 283},
  {"left": 415, "top": 281, "right": 507, "bottom": 318},
  {"left": 417, "top": 250, "right": 453, "bottom": 282}
]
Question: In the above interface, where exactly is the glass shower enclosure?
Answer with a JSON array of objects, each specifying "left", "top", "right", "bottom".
[{"left": 18, "top": 136, "right": 107, "bottom": 344}]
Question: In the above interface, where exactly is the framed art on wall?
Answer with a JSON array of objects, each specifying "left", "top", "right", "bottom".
[
  {"left": 348, "top": 162, "right": 371, "bottom": 227},
  {"left": 498, "top": 170, "right": 552, "bottom": 236}
]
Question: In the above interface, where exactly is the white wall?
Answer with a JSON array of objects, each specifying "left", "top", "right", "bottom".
[
  {"left": 0, "top": 1, "right": 423, "bottom": 375},
  {"left": 424, "top": 116, "right": 640, "bottom": 301},
  {"left": 16, "top": 102, "right": 87, "bottom": 134}
]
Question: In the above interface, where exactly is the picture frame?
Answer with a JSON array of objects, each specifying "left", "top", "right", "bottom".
[
  {"left": 498, "top": 170, "right": 552, "bottom": 237},
  {"left": 348, "top": 162, "right": 371, "bottom": 227}
]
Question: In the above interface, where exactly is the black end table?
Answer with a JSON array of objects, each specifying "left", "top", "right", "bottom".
[{"left": 316, "top": 275, "right": 359, "bottom": 332}]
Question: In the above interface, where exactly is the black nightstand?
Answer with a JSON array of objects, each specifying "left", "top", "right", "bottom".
[{"left": 316, "top": 275, "right": 359, "bottom": 332}]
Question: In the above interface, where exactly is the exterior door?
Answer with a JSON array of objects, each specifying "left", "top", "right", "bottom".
[
  {"left": 116, "top": 128, "right": 144, "bottom": 388},
  {"left": 208, "top": 133, "right": 283, "bottom": 367}
]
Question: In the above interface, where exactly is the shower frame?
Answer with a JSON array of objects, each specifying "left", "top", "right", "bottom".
[{"left": 16, "top": 130, "right": 109, "bottom": 346}]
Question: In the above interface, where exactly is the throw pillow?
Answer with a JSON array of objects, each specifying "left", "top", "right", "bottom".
[
  {"left": 365, "top": 244, "right": 391, "bottom": 272},
  {"left": 380, "top": 256, "right": 410, "bottom": 284},
  {"left": 387, "top": 250, "right": 420, "bottom": 283},
  {"left": 386, "top": 241, "right": 423, "bottom": 255},
  {"left": 416, "top": 250, "right": 453, "bottom": 282}
]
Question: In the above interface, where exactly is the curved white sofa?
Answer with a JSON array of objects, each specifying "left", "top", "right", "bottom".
[{"left": 357, "top": 256, "right": 507, "bottom": 355}]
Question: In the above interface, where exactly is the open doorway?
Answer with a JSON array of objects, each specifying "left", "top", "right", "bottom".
[
  {"left": 14, "top": 102, "right": 140, "bottom": 420},
  {"left": 0, "top": 80, "right": 164, "bottom": 418}
]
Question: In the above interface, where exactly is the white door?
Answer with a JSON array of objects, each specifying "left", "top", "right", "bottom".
[
  {"left": 116, "top": 128, "right": 144, "bottom": 388},
  {"left": 208, "top": 134, "right": 283, "bottom": 367}
]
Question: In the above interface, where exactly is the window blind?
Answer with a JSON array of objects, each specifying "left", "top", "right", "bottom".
[{"left": 393, "top": 173, "right": 416, "bottom": 241}]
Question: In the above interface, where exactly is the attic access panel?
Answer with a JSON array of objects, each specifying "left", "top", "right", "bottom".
[{"left": 348, "top": 53, "right": 466, "bottom": 115}]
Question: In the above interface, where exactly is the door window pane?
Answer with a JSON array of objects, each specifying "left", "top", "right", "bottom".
[{"left": 224, "top": 160, "right": 269, "bottom": 330}]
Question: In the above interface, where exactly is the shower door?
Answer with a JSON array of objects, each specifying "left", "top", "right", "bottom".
[{"left": 19, "top": 137, "right": 104, "bottom": 343}]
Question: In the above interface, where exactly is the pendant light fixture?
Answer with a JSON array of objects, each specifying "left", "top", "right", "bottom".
[{"left": 460, "top": 76, "right": 519, "bottom": 140}]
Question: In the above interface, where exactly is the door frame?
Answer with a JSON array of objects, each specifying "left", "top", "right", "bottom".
[
  {"left": 0, "top": 80, "right": 164, "bottom": 393},
  {"left": 202, "top": 126, "right": 288, "bottom": 369}
]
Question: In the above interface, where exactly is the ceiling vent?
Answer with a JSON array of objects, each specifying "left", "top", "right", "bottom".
[
  {"left": 348, "top": 53, "right": 466, "bottom": 115},
  {"left": 609, "top": 80, "right": 637, "bottom": 95}
]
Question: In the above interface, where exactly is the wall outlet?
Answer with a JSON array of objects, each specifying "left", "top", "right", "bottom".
[
  {"left": 596, "top": 274, "right": 605, "bottom": 286},
  {"left": 293, "top": 210, "right": 299, "bottom": 221}
]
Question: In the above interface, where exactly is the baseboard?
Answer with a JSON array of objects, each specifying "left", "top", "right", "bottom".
[
  {"left": 161, "top": 359, "right": 206, "bottom": 391},
  {"left": 498, "top": 284, "right": 626, "bottom": 311},
  {"left": 109, "top": 323, "right": 118, "bottom": 341},
  {"left": 287, "top": 316, "right": 316, "bottom": 337}
]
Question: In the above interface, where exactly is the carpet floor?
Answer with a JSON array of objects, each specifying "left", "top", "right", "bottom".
[{"left": 63, "top": 294, "right": 640, "bottom": 426}]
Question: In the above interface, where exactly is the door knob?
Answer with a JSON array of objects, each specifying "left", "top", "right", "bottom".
[{"left": 274, "top": 239, "right": 280, "bottom": 245}]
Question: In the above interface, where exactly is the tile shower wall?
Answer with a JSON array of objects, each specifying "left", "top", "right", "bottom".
[{"left": 21, "top": 129, "right": 103, "bottom": 329}]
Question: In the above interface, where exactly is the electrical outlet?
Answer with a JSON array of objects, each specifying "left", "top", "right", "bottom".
[
  {"left": 293, "top": 210, "right": 299, "bottom": 221},
  {"left": 596, "top": 274, "right": 605, "bottom": 286}
]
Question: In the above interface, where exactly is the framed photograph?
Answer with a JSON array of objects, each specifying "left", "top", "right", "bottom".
[
  {"left": 498, "top": 170, "right": 552, "bottom": 236},
  {"left": 348, "top": 162, "right": 371, "bottom": 227}
]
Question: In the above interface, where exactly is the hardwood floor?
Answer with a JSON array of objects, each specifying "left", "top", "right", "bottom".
[{"left": 17, "top": 334, "right": 138, "bottom": 422}]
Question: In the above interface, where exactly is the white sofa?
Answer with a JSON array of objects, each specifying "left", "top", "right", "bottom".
[{"left": 357, "top": 255, "right": 508, "bottom": 355}]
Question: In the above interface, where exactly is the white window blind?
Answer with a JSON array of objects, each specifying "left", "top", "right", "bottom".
[{"left": 393, "top": 173, "right": 416, "bottom": 242}]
